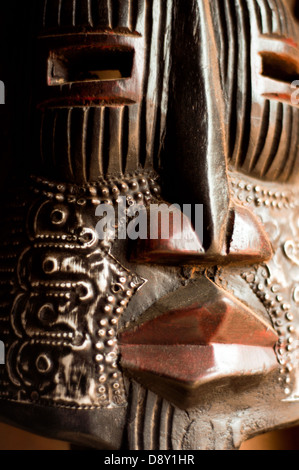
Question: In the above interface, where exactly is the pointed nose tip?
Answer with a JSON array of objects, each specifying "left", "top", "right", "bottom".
[
  {"left": 226, "top": 205, "right": 273, "bottom": 263},
  {"left": 130, "top": 203, "right": 272, "bottom": 266}
]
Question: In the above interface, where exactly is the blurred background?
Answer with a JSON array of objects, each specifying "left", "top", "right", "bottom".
[
  {"left": 0, "top": 422, "right": 299, "bottom": 450},
  {"left": 0, "top": 0, "right": 299, "bottom": 451}
]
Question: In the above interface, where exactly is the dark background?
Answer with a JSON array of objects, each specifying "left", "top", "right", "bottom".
[{"left": 0, "top": 421, "right": 299, "bottom": 450}]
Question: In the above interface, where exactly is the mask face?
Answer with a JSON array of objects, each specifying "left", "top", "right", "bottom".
[{"left": 0, "top": 0, "right": 299, "bottom": 450}]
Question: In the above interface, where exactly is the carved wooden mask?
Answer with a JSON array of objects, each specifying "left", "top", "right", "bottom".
[{"left": 0, "top": 0, "right": 299, "bottom": 450}]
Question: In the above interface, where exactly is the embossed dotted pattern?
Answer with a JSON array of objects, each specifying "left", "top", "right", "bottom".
[
  {"left": 230, "top": 172, "right": 299, "bottom": 399},
  {"left": 0, "top": 173, "right": 160, "bottom": 409}
]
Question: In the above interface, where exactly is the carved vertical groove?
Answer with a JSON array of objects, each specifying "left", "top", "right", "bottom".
[
  {"left": 261, "top": 0, "right": 273, "bottom": 33},
  {"left": 214, "top": 0, "right": 229, "bottom": 89},
  {"left": 127, "top": 381, "right": 139, "bottom": 450},
  {"left": 225, "top": 0, "right": 238, "bottom": 160},
  {"left": 127, "top": 381, "right": 146, "bottom": 450},
  {"left": 278, "top": 0, "right": 290, "bottom": 35},
  {"left": 82, "top": 107, "right": 89, "bottom": 182},
  {"left": 40, "top": 0, "right": 149, "bottom": 31},
  {"left": 230, "top": 0, "right": 252, "bottom": 168},
  {"left": 76, "top": 0, "right": 91, "bottom": 28},
  {"left": 157, "top": 0, "right": 173, "bottom": 169},
  {"left": 57, "top": 0, "right": 63, "bottom": 26},
  {"left": 121, "top": 106, "right": 129, "bottom": 173},
  {"left": 247, "top": 101, "right": 299, "bottom": 184},
  {"left": 285, "top": 108, "right": 299, "bottom": 182},
  {"left": 144, "top": 0, "right": 161, "bottom": 169},
  {"left": 248, "top": 99, "right": 270, "bottom": 172},
  {"left": 102, "top": 107, "right": 110, "bottom": 176},
  {"left": 69, "top": 108, "right": 87, "bottom": 183},
  {"left": 265, "top": 103, "right": 292, "bottom": 180},
  {"left": 143, "top": 391, "right": 158, "bottom": 449},
  {"left": 138, "top": 0, "right": 152, "bottom": 169},
  {"left": 130, "top": 0, "right": 139, "bottom": 32},
  {"left": 253, "top": 0, "right": 263, "bottom": 33},
  {"left": 159, "top": 399, "right": 174, "bottom": 450},
  {"left": 53, "top": 108, "right": 71, "bottom": 177},
  {"left": 251, "top": 0, "right": 293, "bottom": 35},
  {"left": 42, "top": 0, "right": 48, "bottom": 28},
  {"left": 107, "top": 0, "right": 113, "bottom": 28},
  {"left": 262, "top": 101, "right": 283, "bottom": 177},
  {"left": 254, "top": 0, "right": 272, "bottom": 33},
  {"left": 107, "top": 107, "right": 124, "bottom": 175},
  {"left": 86, "top": 107, "right": 104, "bottom": 180},
  {"left": 39, "top": 112, "right": 45, "bottom": 168},
  {"left": 267, "top": 0, "right": 282, "bottom": 34},
  {"left": 87, "top": 0, "right": 93, "bottom": 26},
  {"left": 113, "top": 0, "right": 131, "bottom": 29},
  {"left": 280, "top": 105, "right": 296, "bottom": 182},
  {"left": 127, "top": 381, "right": 175, "bottom": 450},
  {"left": 251, "top": 101, "right": 281, "bottom": 177},
  {"left": 142, "top": 0, "right": 171, "bottom": 170},
  {"left": 126, "top": 104, "right": 141, "bottom": 172},
  {"left": 67, "top": 108, "right": 74, "bottom": 180},
  {"left": 52, "top": 112, "right": 58, "bottom": 170},
  {"left": 152, "top": 0, "right": 167, "bottom": 170},
  {"left": 41, "top": 111, "right": 53, "bottom": 174}
]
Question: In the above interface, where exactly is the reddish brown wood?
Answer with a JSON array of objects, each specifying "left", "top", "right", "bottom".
[
  {"left": 120, "top": 277, "right": 278, "bottom": 347},
  {"left": 130, "top": 204, "right": 273, "bottom": 265}
]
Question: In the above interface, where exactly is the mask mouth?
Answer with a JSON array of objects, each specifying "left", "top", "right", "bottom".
[{"left": 119, "top": 275, "right": 278, "bottom": 408}]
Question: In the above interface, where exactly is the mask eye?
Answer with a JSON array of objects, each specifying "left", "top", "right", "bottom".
[
  {"left": 261, "top": 51, "right": 299, "bottom": 84},
  {"left": 217, "top": 0, "right": 299, "bottom": 185},
  {"left": 48, "top": 47, "right": 134, "bottom": 86}
]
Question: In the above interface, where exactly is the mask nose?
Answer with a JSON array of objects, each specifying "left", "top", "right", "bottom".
[{"left": 131, "top": 0, "right": 272, "bottom": 266}]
